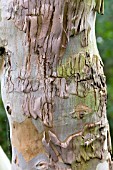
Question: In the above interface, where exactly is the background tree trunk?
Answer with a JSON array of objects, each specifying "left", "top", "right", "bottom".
[{"left": 0, "top": 0, "right": 112, "bottom": 170}]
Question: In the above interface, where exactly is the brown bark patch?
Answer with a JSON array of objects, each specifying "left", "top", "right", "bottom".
[
  {"left": 12, "top": 118, "right": 45, "bottom": 162},
  {"left": 71, "top": 104, "right": 92, "bottom": 119}
]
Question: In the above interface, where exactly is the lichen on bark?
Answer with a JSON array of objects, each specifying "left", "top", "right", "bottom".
[{"left": 0, "top": 0, "right": 112, "bottom": 170}]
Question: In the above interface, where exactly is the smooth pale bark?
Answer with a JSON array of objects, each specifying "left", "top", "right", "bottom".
[
  {"left": 0, "top": 0, "right": 112, "bottom": 170},
  {"left": 0, "top": 146, "right": 11, "bottom": 170}
]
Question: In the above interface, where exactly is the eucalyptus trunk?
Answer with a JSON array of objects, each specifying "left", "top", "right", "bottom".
[{"left": 0, "top": 0, "right": 112, "bottom": 170}]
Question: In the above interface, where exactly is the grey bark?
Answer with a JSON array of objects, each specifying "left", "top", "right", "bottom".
[
  {"left": 0, "top": 146, "right": 11, "bottom": 170},
  {"left": 0, "top": 0, "right": 112, "bottom": 170}
]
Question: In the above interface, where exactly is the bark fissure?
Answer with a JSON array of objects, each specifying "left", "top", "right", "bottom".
[{"left": 0, "top": 0, "right": 112, "bottom": 170}]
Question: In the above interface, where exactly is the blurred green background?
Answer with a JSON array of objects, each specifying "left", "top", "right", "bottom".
[{"left": 0, "top": 0, "right": 113, "bottom": 158}]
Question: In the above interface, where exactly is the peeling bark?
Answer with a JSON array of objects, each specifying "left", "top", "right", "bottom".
[{"left": 0, "top": 0, "right": 112, "bottom": 170}]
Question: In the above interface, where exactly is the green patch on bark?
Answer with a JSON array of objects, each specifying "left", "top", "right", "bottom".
[
  {"left": 57, "top": 53, "right": 86, "bottom": 77},
  {"left": 71, "top": 158, "right": 100, "bottom": 170},
  {"left": 75, "top": 88, "right": 99, "bottom": 113}
]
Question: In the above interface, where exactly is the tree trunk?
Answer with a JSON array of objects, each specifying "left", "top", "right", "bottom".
[
  {"left": 0, "top": 0, "right": 112, "bottom": 170},
  {"left": 0, "top": 146, "right": 11, "bottom": 170}
]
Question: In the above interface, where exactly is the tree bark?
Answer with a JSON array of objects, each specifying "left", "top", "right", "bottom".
[
  {"left": 0, "top": 146, "right": 11, "bottom": 170},
  {"left": 0, "top": 0, "right": 112, "bottom": 170}
]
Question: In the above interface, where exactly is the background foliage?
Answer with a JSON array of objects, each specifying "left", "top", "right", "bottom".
[{"left": 0, "top": 0, "right": 113, "bottom": 158}]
